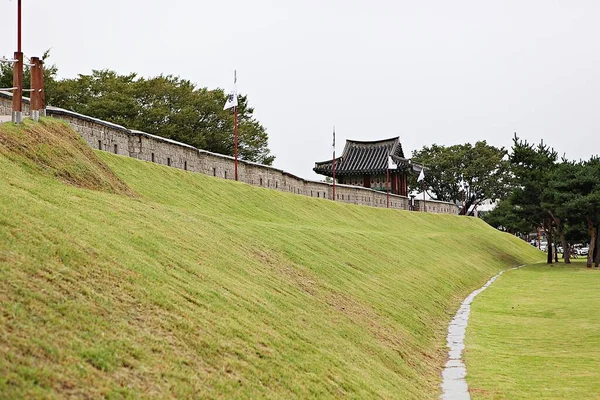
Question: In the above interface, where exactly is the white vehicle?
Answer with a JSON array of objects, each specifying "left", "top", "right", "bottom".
[{"left": 578, "top": 246, "right": 589, "bottom": 256}]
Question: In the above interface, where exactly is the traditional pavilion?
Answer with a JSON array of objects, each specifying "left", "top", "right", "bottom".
[{"left": 313, "top": 137, "right": 412, "bottom": 196}]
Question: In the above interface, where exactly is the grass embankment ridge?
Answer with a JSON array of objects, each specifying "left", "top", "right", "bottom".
[
  {"left": 0, "top": 120, "right": 542, "bottom": 398},
  {"left": 465, "top": 262, "right": 600, "bottom": 399}
]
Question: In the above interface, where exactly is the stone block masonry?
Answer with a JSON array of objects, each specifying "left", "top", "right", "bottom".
[{"left": 0, "top": 91, "right": 458, "bottom": 215}]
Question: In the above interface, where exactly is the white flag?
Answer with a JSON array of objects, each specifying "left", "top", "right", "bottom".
[
  {"left": 223, "top": 89, "right": 238, "bottom": 110},
  {"left": 224, "top": 70, "right": 238, "bottom": 110},
  {"left": 388, "top": 156, "right": 397, "bottom": 170},
  {"left": 332, "top": 127, "right": 336, "bottom": 150},
  {"left": 417, "top": 169, "right": 425, "bottom": 182}
]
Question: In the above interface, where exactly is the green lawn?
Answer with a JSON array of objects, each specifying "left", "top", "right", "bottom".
[
  {"left": 0, "top": 119, "right": 543, "bottom": 398},
  {"left": 465, "top": 261, "right": 600, "bottom": 399}
]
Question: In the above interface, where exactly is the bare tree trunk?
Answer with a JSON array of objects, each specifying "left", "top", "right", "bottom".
[
  {"left": 594, "top": 225, "right": 600, "bottom": 268},
  {"left": 546, "top": 218, "right": 553, "bottom": 265},
  {"left": 550, "top": 213, "right": 570, "bottom": 264},
  {"left": 559, "top": 226, "right": 569, "bottom": 263},
  {"left": 586, "top": 218, "right": 595, "bottom": 268}
]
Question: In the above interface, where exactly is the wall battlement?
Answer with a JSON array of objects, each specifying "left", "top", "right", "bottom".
[{"left": 0, "top": 92, "right": 458, "bottom": 214}]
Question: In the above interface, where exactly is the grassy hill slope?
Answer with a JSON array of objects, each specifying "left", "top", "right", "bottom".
[{"left": 0, "top": 120, "right": 542, "bottom": 399}]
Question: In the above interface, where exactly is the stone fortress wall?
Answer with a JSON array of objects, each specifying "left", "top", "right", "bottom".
[{"left": 0, "top": 92, "right": 458, "bottom": 214}]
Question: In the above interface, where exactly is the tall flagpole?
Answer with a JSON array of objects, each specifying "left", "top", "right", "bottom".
[
  {"left": 332, "top": 126, "right": 336, "bottom": 201},
  {"left": 233, "top": 70, "right": 239, "bottom": 181}
]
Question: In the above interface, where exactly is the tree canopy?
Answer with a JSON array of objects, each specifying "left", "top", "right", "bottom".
[
  {"left": 410, "top": 141, "right": 509, "bottom": 215},
  {"left": 497, "top": 135, "right": 600, "bottom": 266}
]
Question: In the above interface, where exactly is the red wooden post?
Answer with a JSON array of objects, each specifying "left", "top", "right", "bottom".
[
  {"left": 38, "top": 58, "right": 46, "bottom": 116},
  {"left": 332, "top": 127, "right": 336, "bottom": 201},
  {"left": 332, "top": 157, "right": 336, "bottom": 201},
  {"left": 12, "top": 52, "right": 23, "bottom": 123},
  {"left": 30, "top": 56, "right": 39, "bottom": 120},
  {"left": 386, "top": 167, "right": 390, "bottom": 208}
]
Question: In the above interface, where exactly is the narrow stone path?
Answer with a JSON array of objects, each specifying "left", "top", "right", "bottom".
[{"left": 440, "top": 265, "right": 525, "bottom": 399}]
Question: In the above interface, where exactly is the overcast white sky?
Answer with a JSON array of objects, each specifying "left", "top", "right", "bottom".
[{"left": 1, "top": 0, "right": 598, "bottom": 179}]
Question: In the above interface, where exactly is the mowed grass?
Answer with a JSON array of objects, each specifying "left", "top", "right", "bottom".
[
  {"left": 0, "top": 120, "right": 542, "bottom": 399},
  {"left": 465, "top": 261, "right": 600, "bottom": 399}
]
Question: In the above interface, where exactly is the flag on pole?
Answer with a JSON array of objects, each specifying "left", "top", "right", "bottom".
[
  {"left": 332, "top": 126, "right": 336, "bottom": 150},
  {"left": 417, "top": 169, "right": 425, "bottom": 182},
  {"left": 388, "top": 155, "right": 397, "bottom": 170},
  {"left": 223, "top": 70, "right": 238, "bottom": 110},
  {"left": 223, "top": 88, "right": 238, "bottom": 110}
]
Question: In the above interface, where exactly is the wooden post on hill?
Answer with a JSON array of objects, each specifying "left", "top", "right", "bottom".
[
  {"left": 39, "top": 58, "right": 46, "bottom": 117},
  {"left": 30, "top": 57, "right": 40, "bottom": 121},
  {"left": 12, "top": 52, "right": 23, "bottom": 123}
]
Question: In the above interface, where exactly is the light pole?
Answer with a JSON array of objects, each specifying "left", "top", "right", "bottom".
[
  {"left": 18, "top": 0, "right": 22, "bottom": 53},
  {"left": 11, "top": 0, "right": 23, "bottom": 123}
]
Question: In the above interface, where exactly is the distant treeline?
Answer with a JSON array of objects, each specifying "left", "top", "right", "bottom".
[
  {"left": 0, "top": 51, "right": 274, "bottom": 165},
  {"left": 483, "top": 136, "right": 600, "bottom": 267},
  {"left": 408, "top": 135, "right": 599, "bottom": 267}
]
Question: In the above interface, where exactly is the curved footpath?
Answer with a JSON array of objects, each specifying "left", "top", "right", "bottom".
[{"left": 440, "top": 265, "right": 525, "bottom": 400}]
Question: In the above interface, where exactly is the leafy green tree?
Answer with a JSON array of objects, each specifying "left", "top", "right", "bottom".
[
  {"left": 49, "top": 70, "right": 140, "bottom": 127},
  {"left": 482, "top": 198, "right": 531, "bottom": 235},
  {"left": 410, "top": 141, "right": 510, "bottom": 215}
]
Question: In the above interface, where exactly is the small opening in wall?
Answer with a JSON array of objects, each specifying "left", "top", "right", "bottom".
[
  {"left": 317, "top": 192, "right": 320, "bottom": 198},
  {"left": 213, "top": 167, "right": 216, "bottom": 176},
  {"left": 98, "top": 140, "right": 102, "bottom": 150},
  {"left": 184, "top": 161, "right": 187, "bottom": 170},
  {"left": 275, "top": 181, "right": 278, "bottom": 189},
  {"left": 260, "top": 178, "right": 263, "bottom": 186},
  {"left": 224, "top": 171, "right": 228, "bottom": 179},
  {"left": 267, "top": 180, "right": 270, "bottom": 187},
  {"left": 138, "top": 136, "right": 142, "bottom": 143},
  {"left": 151, "top": 153, "right": 155, "bottom": 162},
  {"left": 114, "top": 144, "right": 118, "bottom": 154},
  {"left": 167, "top": 157, "right": 171, "bottom": 167}
]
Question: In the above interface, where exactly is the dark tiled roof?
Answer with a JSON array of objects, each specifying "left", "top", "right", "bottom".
[{"left": 314, "top": 137, "right": 409, "bottom": 176}]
